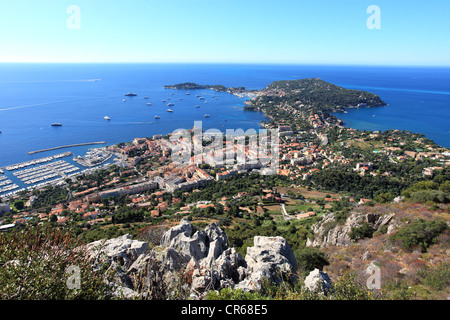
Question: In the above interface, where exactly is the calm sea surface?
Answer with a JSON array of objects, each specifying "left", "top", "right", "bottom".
[{"left": 0, "top": 63, "right": 449, "bottom": 169}]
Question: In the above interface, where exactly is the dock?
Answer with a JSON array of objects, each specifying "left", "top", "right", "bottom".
[{"left": 27, "top": 141, "right": 106, "bottom": 155}]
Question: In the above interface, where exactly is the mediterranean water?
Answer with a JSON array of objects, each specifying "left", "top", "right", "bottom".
[{"left": 0, "top": 63, "right": 449, "bottom": 169}]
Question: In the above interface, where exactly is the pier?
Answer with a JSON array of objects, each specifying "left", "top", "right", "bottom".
[{"left": 27, "top": 141, "right": 106, "bottom": 155}]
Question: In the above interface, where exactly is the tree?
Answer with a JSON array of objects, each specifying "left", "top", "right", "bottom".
[
  {"left": 14, "top": 200, "right": 25, "bottom": 211},
  {"left": 374, "top": 192, "right": 393, "bottom": 204},
  {"left": 439, "top": 181, "right": 450, "bottom": 194}
]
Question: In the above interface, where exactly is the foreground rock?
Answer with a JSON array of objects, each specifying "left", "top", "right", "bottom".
[
  {"left": 304, "top": 268, "right": 333, "bottom": 295},
  {"left": 85, "top": 218, "right": 300, "bottom": 299}
]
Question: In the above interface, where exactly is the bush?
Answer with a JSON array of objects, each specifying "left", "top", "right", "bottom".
[
  {"left": 410, "top": 190, "right": 448, "bottom": 204},
  {"left": 0, "top": 225, "right": 114, "bottom": 299},
  {"left": 374, "top": 192, "right": 393, "bottom": 204},
  {"left": 418, "top": 263, "right": 450, "bottom": 291},
  {"left": 390, "top": 218, "right": 448, "bottom": 252},
  {"left": 294, "top": 247, "right": 329, "bottom": 274},
  {"left": 402, "top": 181, "right": 439, "bottom": 198},
  {"left": 349, "top": 222, "right": 374, "bottom": 241}
]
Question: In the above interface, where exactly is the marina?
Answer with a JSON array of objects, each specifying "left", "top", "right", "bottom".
[
  {"left": 2, "top": 152, "right": 73, "bottom": 171},
  {"left": 0, "top": 149, "right": 116, "bottom": 199},
  {"left": 13, "top": 160, "right": 80, "bottom": 185}
]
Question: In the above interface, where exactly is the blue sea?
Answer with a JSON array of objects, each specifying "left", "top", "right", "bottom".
[{"left": 0, "top": 63, "right": 449, "bottom": 170}]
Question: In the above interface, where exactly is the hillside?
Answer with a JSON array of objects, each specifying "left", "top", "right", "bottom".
[
  {"left": 308, "top": 202, "right": 449, "bottom": 300},
  {"left": 252, "top": 78, "right": 386, "bottom": 112}
]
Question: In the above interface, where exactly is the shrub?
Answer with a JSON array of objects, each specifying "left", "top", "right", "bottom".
[
  {"left": 417, "top": 263, "right": 450, "bottom": 291},
  {"left": 0, "top": 225, "right": 114, "bottom": 299},
  {"left": 410, "top": 190, "right": 448, "bottom": 204},
  {"left": 349, "top": 222, "right": 374, "bottom": 241},
  {"left": 374, "top": 192, "right": 393, "bottom": 204},
  {"left": 295, "top": 247, "right": 329, "bottom": 274},
  {"left": 390, "top": 218, "right": 448, "bottom": 252}
]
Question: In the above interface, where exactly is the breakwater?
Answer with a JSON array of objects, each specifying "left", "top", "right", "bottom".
[{"left": 27, "top": 141, "right": 106, "bottom": 155}]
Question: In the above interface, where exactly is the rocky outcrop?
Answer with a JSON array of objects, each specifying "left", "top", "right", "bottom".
[
  {"left": 85, "top": 218, "right": 300, "bottom": 299},
  {"left": 306, "top": 211, "right": 395, "bottom": 247},
  {"left": 304, "top": 268, "right": 332, "bottom": 295},
  {"left": 239, "top": 236, "right": 298, "bottom": 290}
]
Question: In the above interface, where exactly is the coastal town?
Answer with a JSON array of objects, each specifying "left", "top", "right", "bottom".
[{"left": 1, "top": 79, "right": 449, "bottom": 236}]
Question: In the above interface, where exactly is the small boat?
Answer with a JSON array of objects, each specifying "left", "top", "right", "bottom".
[
  {"left": 162, "top": 100, "right": 166, "bottom": 102},
  {"left": 144, "top": 96, "right": 149, "bottom": 99},
  {"left": 147, "top": 103, "right": 152, "bottom": 106},
  {"left": 123, "top": 99, "right": 126, "bottom": 102},
  {"left": 104, "top": 116, "right": 111, "bottom": 120},
  {"left": 154, "top": 115, "right": 160, "bottom": 119},
  {"left": 167, "top": 103, "right": 174, "bottom": 106},
  {"left": 51, "top": 123, "right": 62, "bottom": 127},
  {"left": 167, "top": 109, "right": 173, "bottom": 112},
  {"left": 186, "top": 92, "right": 190, "bottom": 95},
  {"left": 195, "top": 105, "right": 200, "bottom": 108},
  {"left": 199, "top": 97, "right": 205, "bottom": 100},
  {"left": 178, "top": 98, "right": 183, "bottom": 100},
  {"left": 204, "top": 114, "right": 210, "bottom": 118},
  {"left": 124, "top": 92, "right": 137, "bottom": 96}
]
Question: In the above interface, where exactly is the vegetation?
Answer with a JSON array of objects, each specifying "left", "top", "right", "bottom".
[
  {"left": 349, "top": 222, "right": 374, "bottom": 241},
  {"left": 294, "top": 247, "right": 330, "bottom": 274},
  {"left": 31, "top": 185, "right": 68, "bottom": 209},
  {"left": 250, "top": 78, "right": 386, "bottom": 113},
  {"left": 0, "top": 225, "right": 114, "bottom": 299},
  {"left": 390, "top": 218, "right": 448, "bottom": 252},
  {"left": 206, "top": 272, "right": 384, "bottom": 300}
]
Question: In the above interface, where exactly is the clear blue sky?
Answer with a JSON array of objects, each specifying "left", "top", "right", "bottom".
[{"left": 0, "top": 0, "right": 449, "bottom": 65}]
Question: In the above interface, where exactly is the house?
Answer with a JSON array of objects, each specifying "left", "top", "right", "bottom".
[{"left": 296, "top": 212, "right": 316, "bottom": 219}]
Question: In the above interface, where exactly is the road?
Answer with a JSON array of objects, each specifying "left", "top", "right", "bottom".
[{"left": 280, "top": 203, "right": 291, "bottom": 221}]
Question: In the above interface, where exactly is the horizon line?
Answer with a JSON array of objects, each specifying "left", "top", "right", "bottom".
[{"left": 0, "top": 61, "right": 449, "bottom": 68}]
